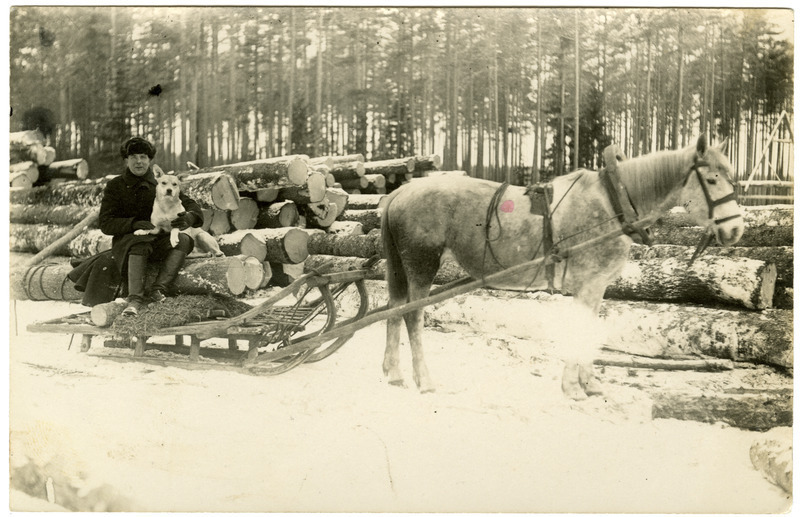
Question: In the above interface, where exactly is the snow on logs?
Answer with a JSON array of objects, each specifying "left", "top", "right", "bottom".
[{"left": 47, "top": 158, "right": 90, "bottom": 181}]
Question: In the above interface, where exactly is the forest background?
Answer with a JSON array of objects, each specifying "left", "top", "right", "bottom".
[{"left": 8, "top": 6, "right": 794, "bottom": 196}]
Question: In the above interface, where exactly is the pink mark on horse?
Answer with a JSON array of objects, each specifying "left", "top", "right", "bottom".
[{"left": 500, "top": 200, "right": 514, "bottom": 213}]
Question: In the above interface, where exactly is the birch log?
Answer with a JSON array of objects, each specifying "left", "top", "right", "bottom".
[
  {"left": 199, "top": 155, "right": 309, "bottom": 190},
  {"left": 47, "top": 158, "right": 89, "bottom": 180},
  {"left": 255, "top": 200, "right": 299, "bottom": 228},
  {"left": 363, "top": 157, "right": 416, "bottom": 176},
  {"left": 338, "top": 208, "right": 382, "bottom": 233},
  {"left": 606, "top": 255, "right": 777, "bottom": 309},
  {"left": 10, "top": 204, "right": 96, "bottom": 226},
  {"left": 179, "top": 171, "right": 240, "bottom": 210}
]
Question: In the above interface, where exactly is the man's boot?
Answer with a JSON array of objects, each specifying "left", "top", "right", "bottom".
[
  {"left": 149, "top": 249, "right": 187, "bottom": 303},
  {"left": 122, "top": 254, "right": 148, "bottom": 316}
]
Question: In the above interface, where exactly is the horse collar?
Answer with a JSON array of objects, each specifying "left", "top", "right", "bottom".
[{"left": 599, "top": 166, "right": 653, "bottom": 246}]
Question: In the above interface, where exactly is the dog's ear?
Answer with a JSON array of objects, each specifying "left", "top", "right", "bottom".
[
  {"left": 152, "top": 164, "right": 164, "bottom": 178},
  {"left": 176, "top": 172, "right": 190, "bottom": 182}
]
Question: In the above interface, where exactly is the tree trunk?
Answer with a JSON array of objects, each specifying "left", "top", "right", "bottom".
[
  {"left": 305, "top": 231, "right": 383, "bottom": 258},
  {"left": 302, "top": 200, "right": 338, "bottom": 229},
  {"left": 329, "top": 161, "right": 366, "bottom": 182},
  {"left": 628, "top": 244, "right": 793, "bottom": 293},
  {"left": 338, "top": 173, "right": 385, "bottom": 192},
  {"left": 606, "top": 255, "right": 777, "bottom": 309},
  {"left": 10, "top": 224, "right": 72, "bottom": 253},
  {"left": 277, "top": 170, "right": 327, "bottom": 204},
  {"left": 337, "top": 208, "right": 382, "bottom": 233},
  {"left": 197, "top": 155, "right": 309, "bottom": 189},
  {"left": 67, "top": 229, "right": 112, "bottom": 258},
  {"left": 242, "top": 255, "right": 271, "bottom": 289},
  {"left": 229, "top": 197, "right": 259, "bottom": 230},
  {"left": 327, "top": 153, "right": 365, "bottom": 164},
  {"left": 170, "top": 255, "right": 249, "bottom": 297},
  {"left": 256, "top": 200, "right": 300, "bottom": 229},
  {"left": 10, "top": 203, "right": 96, "bottom": 226},
  {"left": 10, "top": 172, "right": 33, "bottom": 189},
  {"left": 217, "top": 228, "right": 309, "bottom": 264},
  {"left": 179, "top": 171, "right": 240, "bottom": 210},
  {"left": 10, "top": 161, "right": 40, "bottom": 184},
  {"left": 91, "top": 299, "right": 129, "bottom": 327},
  {"left": 10, "top": 182, "right": 105, "bottom": 207},
  {"left": 651, "top": 390, "right": 792, "bottom": 432}
]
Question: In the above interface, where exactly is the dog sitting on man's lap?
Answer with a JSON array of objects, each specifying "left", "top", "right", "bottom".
[{"left": 134, "top": 170, "right": 224, "bottom": 257}]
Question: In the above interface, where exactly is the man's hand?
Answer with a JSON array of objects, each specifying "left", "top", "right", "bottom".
[
  {"left": 170, "top": 212, "right": 195, "bottom": 230},
  {"left": 132, "top": 220, "right": 156, "bottom": 231}
]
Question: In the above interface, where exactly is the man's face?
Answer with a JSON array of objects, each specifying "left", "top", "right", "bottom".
[{"left": 126, "top": 153, "right": 151, "bottom": 176}]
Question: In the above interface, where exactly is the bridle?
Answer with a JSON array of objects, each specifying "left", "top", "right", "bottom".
[
  {"left": 684, "top": 156, "right": 742, "bottom": 265},
  {"left": 684, "top": 157, "right": 742, "bottom": 225}
]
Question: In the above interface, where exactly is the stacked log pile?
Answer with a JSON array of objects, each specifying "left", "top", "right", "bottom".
[
  {"left": 10, "top": 130, "right": 87, "bottom": 188},
  {"left": 10, "top": 153, "right": 443, "bottom": 302}
]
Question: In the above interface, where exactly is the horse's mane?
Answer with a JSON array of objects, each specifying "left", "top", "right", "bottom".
[{"left": 616, "top": 146, "right": 695, "bottom": 215}]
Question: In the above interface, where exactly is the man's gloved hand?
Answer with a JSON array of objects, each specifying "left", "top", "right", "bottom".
[
  {"left": 132, "top": 220, "right": 156, "bottom": 231},
  {"left": 170, "top": 212, "right": 196, "bottom": 230}
]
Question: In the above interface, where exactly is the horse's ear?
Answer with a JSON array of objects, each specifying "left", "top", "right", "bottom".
[
  {"left": 717, "top": 138, "right": 729, "bottom": 155},
  {"left": 696, "top": 135, "right": 707, "bottom": 156}
]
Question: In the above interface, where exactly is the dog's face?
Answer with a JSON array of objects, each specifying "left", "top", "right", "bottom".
[{"left": 155, "top": 173, "right": 181, "bottom": 200}]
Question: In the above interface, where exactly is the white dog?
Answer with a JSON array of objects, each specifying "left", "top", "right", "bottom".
[{"left": 134, "top": 169, "right": 224, "bottom": 257}]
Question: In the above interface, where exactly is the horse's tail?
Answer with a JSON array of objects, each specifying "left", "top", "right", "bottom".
[{"left": 381, "top": 194, "right": 408, "bottom": 304}]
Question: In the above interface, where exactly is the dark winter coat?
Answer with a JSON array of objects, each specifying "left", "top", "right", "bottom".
[{"left": 98, "top": 167, "right": 204, "bottom": 273}]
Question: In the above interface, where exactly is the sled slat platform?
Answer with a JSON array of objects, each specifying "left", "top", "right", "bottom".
[{"left": 26, "top": 263, "right": 373, "bottom": 376}]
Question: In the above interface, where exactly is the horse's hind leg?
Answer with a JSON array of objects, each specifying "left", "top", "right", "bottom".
[
  {"left": 384, "top": 309, "right": 406, "bottom": 387},
  {"left": 404, "top": 271, "right": 437, "bottom": 393}
]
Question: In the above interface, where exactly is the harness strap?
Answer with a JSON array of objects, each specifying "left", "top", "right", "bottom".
[
  {"left": 525, "top": 182, "right": 558, "bottom": 291},
  {"left": 599, "top": 146, "right": 652, "bottom": 245}
]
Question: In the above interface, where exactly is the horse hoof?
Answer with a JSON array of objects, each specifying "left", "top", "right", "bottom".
[
  {"left": 388, "top": 379, "right": 407, "bottom": 388},
  {"left": 420, "top": 386, "right": 436, "bottom": 394}
]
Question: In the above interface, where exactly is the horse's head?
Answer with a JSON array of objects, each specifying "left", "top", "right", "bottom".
[{"left": 679, "top": 136, "right": 744, "bottom": 246}]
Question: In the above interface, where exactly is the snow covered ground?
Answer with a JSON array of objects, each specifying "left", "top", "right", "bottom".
[{"left": 8, "top": 297, "right": 792, "bottom": 513}]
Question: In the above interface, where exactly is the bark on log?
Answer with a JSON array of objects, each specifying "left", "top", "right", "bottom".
[
  {"left": 47, "top": 158, "right": 89, "bottom": 180},
  {"left": 10, "top": 204, "right": 97, "bottom": 226},
  {"left": 329, "top": 161, "right": 366, "bottom": 182},
  {"left": 363, "top": 157, "right": 415, "bottom": 176},
  {"left": 651, "top": 390, "right": 792, "bottom": 431},
  {"left": 606, "top": 255, "right": 777, "bottom": 310},
  {"left": 199, "top": 155, "right": 309, "bottom": 190},
  {"left": 91, "top": 299, "right": 129, "bottom": 327},
  {"left": 594, "top": 352, "right": 734, "bottom": 371},
  {"left": 306, "top": 231, "right": 383, "bottom": 258},
  {"left": 650, "top": 223, "right": 792, "bottom": 247},
  {"left": 338, "top": 208, "right": 382, "bottom": 233},
  {"left": 67, "top": 229, "right": 112, "bottom": 258},
  {"left": 328, "top": 153, "right": 365, "bottom": 164},
  {"left": 217, "top": 228, "right": 309, "bottom": 264},
  {"left": 327, "top": 221, "right": 364, "bottom": 235},
  {"left": 268, "top": 262, "right": 307, "bottom": 287},
  {"left": 230, "top": 197, "right": 259, "bottom": 230},
  {"left": 277, "top": 170, "right": 327, "bottom": 204},
  {"left": 629, "top": 244, "right": 793, "bottom": 295},
  {"left": 179, "top": 171, "right": 240, "bottom": 210},
  {"left": 346, "top": 194, "right": 388, "bottom": 211},
  {"left": 303, "top": 254, "right": 466, "bottom": 285},
  {"left": 256, "top": 200, "right": 299, "bottom": 228},
  {"left": 10, "top": 224, "right": 72, "bottom": 253},
  {"left": 170, "top": 256, "right": 249, "bottom": 297},
  {"left": 412, "top": 154, "right": 442, "bottom": 174},
  {"left": 337, "top": 176, "right": 368, "bottom": 190},
  {"left": 10, "top": 263, "right": 82, "bottom": 301}
]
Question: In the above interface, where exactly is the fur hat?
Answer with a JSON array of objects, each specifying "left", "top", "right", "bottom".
[{"left": 120, "top": 137, "right": 156, "bottom": 159}]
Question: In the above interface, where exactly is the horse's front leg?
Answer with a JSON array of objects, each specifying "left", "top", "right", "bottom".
[{"left": 560, "top": 285, "right": 608, "bottom": 400}]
